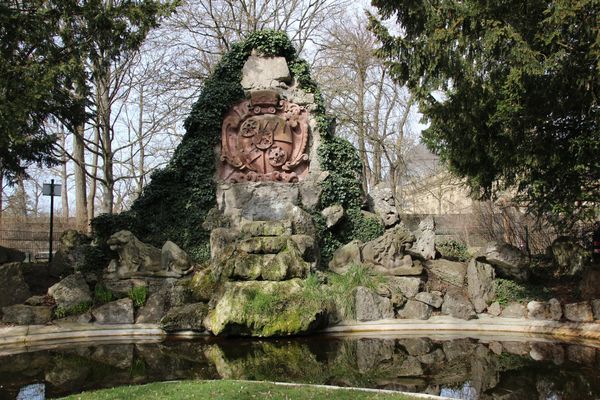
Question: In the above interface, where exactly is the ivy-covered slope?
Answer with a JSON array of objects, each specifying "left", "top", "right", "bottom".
[{"left": 92, "top": 30, "right": 378, "bottom": 263}]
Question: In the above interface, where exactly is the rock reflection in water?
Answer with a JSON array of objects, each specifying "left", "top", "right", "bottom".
[{"left": 1, "top": 335, "right": 599, "bottom": 400}]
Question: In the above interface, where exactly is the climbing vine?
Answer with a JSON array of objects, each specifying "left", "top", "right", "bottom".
[{"left": 92, "top": 30, "right": 374, "bottom": 265}]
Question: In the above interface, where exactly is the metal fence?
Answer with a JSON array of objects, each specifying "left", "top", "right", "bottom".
[{"left": 0, "top": 217, "right": 79, "bottom": 259}]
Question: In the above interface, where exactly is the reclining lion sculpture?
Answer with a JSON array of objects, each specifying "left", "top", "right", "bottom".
[{"left": 105, "top": 230, "right": 193, "bottom": 279}]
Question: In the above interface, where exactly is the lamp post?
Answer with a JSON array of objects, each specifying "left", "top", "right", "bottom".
[{"left": 42, "top": 179, "right": 61, "bottom": 264}]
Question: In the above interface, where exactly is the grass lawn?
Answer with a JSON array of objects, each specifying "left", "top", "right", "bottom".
[{"left": 59, "top": 380, "right": 432, "bottom": 400}]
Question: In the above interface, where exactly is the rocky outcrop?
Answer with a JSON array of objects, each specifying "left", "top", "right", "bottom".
[
  {"left": 204, "top": 279, "right": 325, "bottom": 336},
  {"left": 399, "top": 299, "right": 432, "bottom": 320},
  {"left": 415, "top": 291, "right": 443, "bottom": 308},
  {"left": 580, "top": 270, "right": 600, "bottom": 299},
  {"left": 527, "top": 299, "right": 562, "bottom": 321},
  {"left": 550, "top": 237, "right": 589, "bottom": 276},
  {"left": 442, "top": 289, "right": 476, "bottom": 320},
  {"left": 92, "top": 298, "right": 134, "bottom": 324},
  {"left": 425, "top": 259, "right": 467, "bottom": 287},
  {"left": 136, "top": 291, "right": 168, "bottom": 323},
  {"left": 329, "top": 226, "right": 420, "bottom": 276},
  {"left": 368, "top": 184, "right": 399, "bottom": 228},
  {"left": 49, "top": 230, "right": 91, "bottom": 276},
  {"left": 241, "top": 54, "right": 291, "bottom": 90},
  {"left": 411, "top": 217, "right": 436, "bottom": 260},
  {"left": 467, "top": 259, "right": 495, "bottom": 313},
  {"left": 329, "top": 241, "right": 362, "bottom": 274},
  {"left": 0, "top": 245, "right": 25, "bottom": 264},
  {"left": 500, "top": 302, "right": 527, "bottom": 318},
  {"left": 48, "top": 273, "right": 92, "bottom": 310},
  {"left": 160, "top": 303, "right": 208, "bottom": 332},
  {"left": 2, "top": 304, "right": 52, "bottom": 325},
  {"left": 385, "top": 277, "right": 422, "bottom": 299},
  {"left": 321, "top": 204, "right": 344, "bottom": 228},
  {"left": 563, "top": 301, "right": 593, "bottom": 322},
  {"left": 0, "top": 262, "right": 31, "bottom": 307},
  {"left": 354, "top": 286, "right": 393, "bottom": 321},
  {"left": 483, "top": 242, "right": 530, "bottom": 282},
  {"left": 592, "top": 299, "right": 600, "bottom": 320},
  {"left": 487, "top": 301, "right": 501, "bottom": 316}
]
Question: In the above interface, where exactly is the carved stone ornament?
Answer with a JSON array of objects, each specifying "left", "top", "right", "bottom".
[{"left": 219, "top": 90, "right": 309, "bottom": 182}]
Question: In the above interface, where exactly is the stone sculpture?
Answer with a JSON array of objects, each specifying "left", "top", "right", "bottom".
[
  {"left": 105, "top": 230, "right": 193, "bottom": 279},
  {"left": 219, "top": 90, "right": 309, "bottom": 183}
]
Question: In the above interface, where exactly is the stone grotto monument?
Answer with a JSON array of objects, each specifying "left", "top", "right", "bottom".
[{"left": 3, "top": 32, "right": 600, "bottom": 340}]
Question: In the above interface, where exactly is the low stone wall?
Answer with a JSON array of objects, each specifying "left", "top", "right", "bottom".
[{"left": 0, "top": 323, "right": 166, "bottom": 351}]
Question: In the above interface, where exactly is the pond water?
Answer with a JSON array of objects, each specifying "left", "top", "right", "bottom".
[{"left": 1, "top": 333, "right": 599, "bottom": 400}]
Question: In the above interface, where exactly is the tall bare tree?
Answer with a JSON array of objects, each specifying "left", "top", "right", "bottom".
[{"left": 315, "top": 12, "right": 418, "bottom": 196}]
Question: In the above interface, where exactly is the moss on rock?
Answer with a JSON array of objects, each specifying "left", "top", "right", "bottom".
[
  {"left": 188, "top": 270, "right": 219, "bottom": 302},
  {"left": 204, "top": 279, "right": 326, "bottom": 336}
]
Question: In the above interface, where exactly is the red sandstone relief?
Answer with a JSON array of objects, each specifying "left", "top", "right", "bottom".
[{"left": 219, "top": 91, "right": 309, "bottom": 182}]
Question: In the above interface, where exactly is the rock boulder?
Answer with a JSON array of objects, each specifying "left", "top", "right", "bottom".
[
  {"left": 501, "top": 302, "right": 527, "bottom": 318},
  {"left": 160, "top": 303, "right": 208, "bottom": 332},
  {"left": 0, "top": 262, "right": 31, "bottom": 307},
  {"left": 550, "top": 237, "right": 590, "bottom": 276},
  {"left": 354, "top": 286, "right": 394, "bottom": 321},
  {"left": 467, "top": 259, "right": 495, "bottom": 313},
  {"left": 241, "top": 55, "right": 291, "bottom": 90},
  {"left": 48, "top": 273, "right": 92, "bottom": 310},
  {"left": 484, "top": 242, "right": 530, "bottom": 282},
  {"left": 321, "top": 204, "right": 344, "bottom": 228},
  {"left": 527, "top": 299, "right": 562, "bottom": 321},
  {"left": 92, "top": 298, "right": 134, "bottom": 324},
  {"left": 411, "top": 216, "right": 436, "bottom": 260},
  {"left": 328, "top": 240, "right": 362, "bottom": 274},
  {"left": 204, "top": 279, "right": 325, "bottom": 336},
  {"left": 415, "top": 291, "right": 444, "bottom": 308},
  {"left": 442, "top": 289, "right": 476, "bottom": 320},
  {"left": 398, "top": 300, "right": 432, "bottom": 320},
  {"left": 2, "top": 304, "right": 52, "bottom": 325},
  {"left": 0, "top": 245, "right": 25, "bottom": 264},
  {"left": 563, "top": 301, "right": 593, "bottom": 322},
  {"left": 425, "top": 259, "right": 467, "bottom": 287}
]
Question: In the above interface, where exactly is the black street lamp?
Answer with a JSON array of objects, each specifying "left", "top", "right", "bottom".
[{"left": 42, "top": 179, "right": 61, "bottom": 264}]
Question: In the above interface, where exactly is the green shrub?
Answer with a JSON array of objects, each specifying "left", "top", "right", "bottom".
[
  {"left": 318, "top": 136, "right": 363, "bottom": 210},
  {"left": 80, "top": 245, "right": 111, "bottom": 272},
  {"left": 94, "top": 284, "right": 114, "bottom": 304},
  {"left": 494, "top": 278, "right": 551, "bottom": 305},
  {"left": 436, "top": 239, "right": 471, "bottom": 262},
  {"left": 128, "top": 286, "right": 148, "bottom": 308},
  {"left": 91, "top": 212, "right": 138, "bottom": 247},
  {"left": 316, "top": 208, "right": 385, "bottom": 266},
  {"left": 54, "top": 301, "right": 93, "bottom": 319}
]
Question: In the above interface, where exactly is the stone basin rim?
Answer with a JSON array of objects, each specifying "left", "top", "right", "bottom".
[{"left": 1, "top": 316, "right": 599, "bottom": 353}]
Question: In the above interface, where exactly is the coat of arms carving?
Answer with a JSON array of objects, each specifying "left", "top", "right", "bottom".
[{"left": 219, "top": 90, "right": 309, "bottom": 182}]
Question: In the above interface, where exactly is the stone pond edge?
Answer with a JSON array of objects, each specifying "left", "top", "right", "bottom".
[{"left": 2, "top": 315, "right": 600, "bottom": 351}]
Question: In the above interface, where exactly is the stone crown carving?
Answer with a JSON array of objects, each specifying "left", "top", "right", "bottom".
[{"left": 219, "top": 90, "right": 309, "bottom": 183}]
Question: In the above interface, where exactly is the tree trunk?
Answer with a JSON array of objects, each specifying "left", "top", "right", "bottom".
[
  {"left": 15, "top": 173, "right": 27, "bottom": 217},
  {"left": 96, "top": 61, "right": 114, "bottom": 214},
  {"left": 371, "top": 69, "right": 386, "bottom": 186},
  {"left": 137, "top": 84, "right": 145, "bottom": 197},
  {"left": 73, "top": 120, "right": 88, "bottom": 231},
  {"left": 60, "top": 126, "right": 69, "bottom": 219},
  {"left": 87, "top": 125, "right": 99, "bottom": 223},
  {"left": 356, "top": 67, "right": 369, "bottom": 195}
]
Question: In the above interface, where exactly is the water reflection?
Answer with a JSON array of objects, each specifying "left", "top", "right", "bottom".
[{"left": 1, "top": 335, "right": 599, "bottom": 399}]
